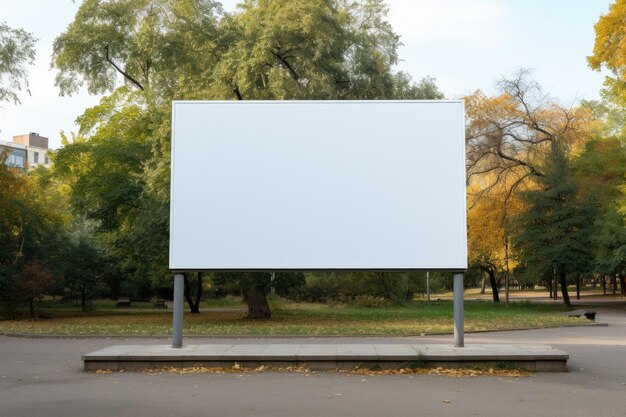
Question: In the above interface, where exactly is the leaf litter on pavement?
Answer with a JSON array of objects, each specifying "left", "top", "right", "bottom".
[{"left": 88, "top": 363, "right": 534, "bottom": 377}]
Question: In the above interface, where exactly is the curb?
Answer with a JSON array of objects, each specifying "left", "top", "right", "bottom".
[{"left": 0, "top": 322, "right": 607, "bottom": 340}]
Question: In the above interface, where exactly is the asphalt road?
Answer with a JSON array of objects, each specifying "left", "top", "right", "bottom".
[{"left": 1, "top": 313, "right": 625, "bottom": 417}]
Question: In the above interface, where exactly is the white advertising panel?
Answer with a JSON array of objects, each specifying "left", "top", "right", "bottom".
[{"left": 170, "top": 101, "right": 466, "bottom": 270}]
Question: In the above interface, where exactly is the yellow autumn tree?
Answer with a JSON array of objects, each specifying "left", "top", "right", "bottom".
[
  {"left": 465, "top": 71, "right": 597, "bottom": 302},
  {"left": 589, "top": 0, "right": 626, "bottom": 105},
  {"left": 467, "top": 173, "right": 524, "bottom": 303},
  {"left": 465, "top": 71, "right": 595, "bottom": 200}
]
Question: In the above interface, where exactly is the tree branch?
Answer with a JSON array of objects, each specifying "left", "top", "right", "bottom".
[
  {"left": 104, "top": 45, "right": 144, "bottom": 91},
  {"left": 233, "top": 86, "right": 243, "bottom": 100},
  {"left": 271, "top": 50, "right": 300, "bottom": 81}
]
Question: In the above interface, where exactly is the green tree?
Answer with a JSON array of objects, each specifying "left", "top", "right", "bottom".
[
  {"left": 572, "top": 115, "right": 626, "bottom": 292},
  {"left": 50, "top": 94, "right": 171, "bottom": 304},
  {"left": 61, "top": 235, "right": 105, "bottom": 312},
  {"left": 0, "top": 22, "right": 36, "bottom": 105},
  {"left": 51, "top": 0, "right": 442, "bottom": 318},
  {"left": 514, "top": 150, "right": 595, "bottom": 307}
]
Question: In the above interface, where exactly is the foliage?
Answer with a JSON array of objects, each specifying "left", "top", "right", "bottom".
[
  {"left": 589, "top": 0, "right": 626, "bottom": 106},
  {"left": 0, "top": 156, "right": 68, "bottom": 316},
  {"left": 51, "top": 92, "right": 166, "bottom": 293},
  {"left": 467, "top": 172, "right": 525, "bottom": 300},
  {"left": 13, "top": 260, "right": 56, "bottom": 318},
  {"left": 50, "top": 0, "right": 444, "bottom": 312},
  {"left": 465, "top": 71, "right": 602, "bottom": 302},
  {"left": 302, "top": 271, "right": 424, "bottom": 304},
  {"left": 0, "top": 22, "right": 36, "bottom": 105},
  {"left": 572, "top": 135, "right": 626, "bottom": 276},
  {"left": 465, "top": 70, "right": 595, "bottom": 200},
  {"left": 514, "top": 149, "right": 596, "bottom": 306},
  {"left": 59, "top": 224, "right": 107, "bottom": 312}
]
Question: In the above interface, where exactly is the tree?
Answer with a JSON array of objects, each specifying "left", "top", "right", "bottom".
[
  {"left": 466, "top": 70, "right": 593, "bottom": 201},
  {"left": 61, "top": 236, "right": 105, "bottom": 312},
  {"left": 52, "top": 0, "right": 225, "bottom": 97},
  {"left": 13, "top": 260, "right": 56, "bottom": 319},
  {"left": 0, "top": 156, "right": 68, "bottom": 317},
  {"left": 589, "top": 0, "right": 626, "bottom": 106},
  {"left": 466, "top": 175, "right": 524, "bottom": 302},
  {"left": 572, "top": 105, "right": 626, "bottom": 292},
  {"left": 183, "top": 273, "right": 204, "bottom": 314},
  {"left": 514, "top": 149, "right": 595, "bottom": 307},
  {"left": 212, "top": 272, "right": 272, "bottom": 318},
  {"left": 0, "top": 22, "right": 36, "bottom": 105},
  {"left": 465, "top": 71, "right": 597, "bottom": 303},
  {"left": 51, "top": 0, "right": 443, "bottom": 318},
  {"left": 51, "top": 92, "right": 162, "bottom": 298}
]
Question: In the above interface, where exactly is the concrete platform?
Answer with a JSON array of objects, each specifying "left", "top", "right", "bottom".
[{"left": 83, "top": 343, "right": 569, "bottom": 372}]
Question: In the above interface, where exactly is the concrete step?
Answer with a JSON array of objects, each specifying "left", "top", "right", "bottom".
[{"left": 83, "top": 343, "right": 568, "bottom": 372}]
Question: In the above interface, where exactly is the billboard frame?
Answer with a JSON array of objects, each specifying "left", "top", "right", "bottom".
[
  {"left": 169, "top": 100, "right": 466, "bottom": 349},
  {"left": 169, "top": 100, "right": 467, "bottom": 273}
]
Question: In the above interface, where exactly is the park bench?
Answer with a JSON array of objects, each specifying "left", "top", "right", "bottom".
[
  {"left": 154, "top": 299, "right": 167, "bottom": 309},
  {"left": 567, "top": 309, "right": 596, "bottom": 321},
  {"left": 115, "top": 298, "right": 131, "bottom": 308}
]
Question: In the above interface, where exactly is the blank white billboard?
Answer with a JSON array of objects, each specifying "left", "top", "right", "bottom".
[{"left": 170, "top": 101, "right": 466, "bottom": 271}]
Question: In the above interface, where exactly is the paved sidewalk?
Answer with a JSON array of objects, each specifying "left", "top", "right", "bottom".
[{"left": 1, "top": 313, "right": 625, "bottom": 417}]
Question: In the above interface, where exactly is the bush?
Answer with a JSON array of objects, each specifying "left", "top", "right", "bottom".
[{"left": 302, "top": 271, "right": 424, "bottom": 305}]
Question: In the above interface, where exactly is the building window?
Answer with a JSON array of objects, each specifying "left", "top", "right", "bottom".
[
  {"left": 8, "top": 153, "right": 25, "bottom": 167},
  {"left": 33, "top": 152, "right": 39, "bottom": 164},
  {"left": 45, "top": 155, "right": 49, "bottom": 165}
]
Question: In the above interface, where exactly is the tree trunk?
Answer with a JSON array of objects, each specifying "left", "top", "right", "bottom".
[
  {"left": 183, "top": 273, "right": 202, "bottom": 314},
  {"left": 504, "top": 237, "right": 511, "bottom": 305},
  {"left": 488, "top": 269, "right": 500, "bottom": 303},
  {"left": 602, "top": 275, "right": 607, "bottom": 295},
  {"left": 195, "top": 273, "right": 202, "bottom": 310},
  {"left": 558, "top": 269, "right": 571, "bottom": 307},
  {"left": 81, "top": 284, "right": 87, "bottom": 312},
  {"left": 612, "top": 275, "right": 617, "bottom": 295},
  {"left": 246, "top": 288, "right": 271, "bottom": 319},
  {"left": 620, "top": 274, "right": 625, "bottom": 297},
  {"left": 480, "top": 275, "right": 486, "bottom": 295},
  {"left": 29, "top": 297, "right": 35, "bottom": 319},
  {"left": 270, "top": 272, "right": 276, "bottom": 295},
  {"left": 548, "top": 279, "right": 553, "bottom": 299},
  {"left": 576, "top": 275, "right": 581, "bottom": 300}
]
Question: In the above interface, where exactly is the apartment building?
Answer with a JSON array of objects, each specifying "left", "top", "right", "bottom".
[{"left": 0, "top": 132, "right": 52, "bottom": 170}]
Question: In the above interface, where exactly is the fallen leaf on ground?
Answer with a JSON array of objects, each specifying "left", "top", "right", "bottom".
[{"left": 132, "top": 364, "right": 529, "bottom": 378}]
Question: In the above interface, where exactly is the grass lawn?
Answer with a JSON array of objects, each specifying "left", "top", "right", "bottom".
[{"left": 0, "top": 299, "right": 590, "bottom": 336}]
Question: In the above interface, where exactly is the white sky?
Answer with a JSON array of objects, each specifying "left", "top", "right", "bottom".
[{"left": 0, "top": 0, "right": 613, "bottom": 149}]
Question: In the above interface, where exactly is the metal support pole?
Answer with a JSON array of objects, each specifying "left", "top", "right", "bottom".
[
  {"left": 453, "top": 273, "right": 464, "bottom": 348},
  {"left": 172, "top": 273, "right": 184, "bottom": 348},
  {"left": 426, "top": 271, "right": 430, "bottom": 302}
]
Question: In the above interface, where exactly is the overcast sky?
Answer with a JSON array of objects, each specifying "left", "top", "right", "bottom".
[{"left": 0, "top": 0, "right": 613, "bottom": 149}]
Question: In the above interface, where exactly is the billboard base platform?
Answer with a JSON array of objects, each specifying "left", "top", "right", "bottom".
[{"left": 83, "top": 343, "right": 568, "bottom": 372}]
